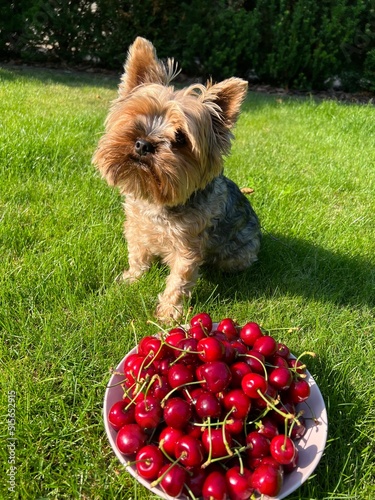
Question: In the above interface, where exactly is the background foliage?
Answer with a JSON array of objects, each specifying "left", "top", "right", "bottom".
[{"left": 1, "top": 0, "right": 375, "bottom": 90}]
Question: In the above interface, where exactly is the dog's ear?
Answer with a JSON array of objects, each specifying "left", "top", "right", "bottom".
[
  {"left": 119, "top": 37, "right": 171, "bottom": 94},
  {"left": 205, "top": 78, "right": 248, "bottom": 129}
]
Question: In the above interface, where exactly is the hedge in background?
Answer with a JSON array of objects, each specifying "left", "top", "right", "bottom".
[{"left": 1, "top": 0, "right": 374, "bottom": 91}]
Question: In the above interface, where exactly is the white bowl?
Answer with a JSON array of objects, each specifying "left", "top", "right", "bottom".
[{"left": 103, "top": 334, "right": 328, "bottom": 499}]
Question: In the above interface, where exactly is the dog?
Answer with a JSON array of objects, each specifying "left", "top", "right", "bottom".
[{"left": 93, "top": 37, "right": 261, "bottom": 322}]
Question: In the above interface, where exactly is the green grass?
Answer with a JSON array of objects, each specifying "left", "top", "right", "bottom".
[{"left": 1, "top": 65, "right": 374, "bottom": 499}]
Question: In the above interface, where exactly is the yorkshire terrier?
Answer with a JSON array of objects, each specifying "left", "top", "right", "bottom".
[{"left": 93, "top": 37, "right": 261, "bottom": 322}]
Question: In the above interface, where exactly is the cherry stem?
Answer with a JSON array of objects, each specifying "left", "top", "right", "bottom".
[
  {"left": 124, "top": 376, "right": 150, "bottom": 410},
  {"left": 256, "top": 389, "right": 295, "bottom": 422},
  {"left": 146, "top": 319, "right": 170, "bottom": 336},
  {"left": 160, "top": 380, "right": 205, "bottom": 407},
  {"left": 201, "top": 417, "right": 212, "bottom": 468},
  {"left": 235, "top": 448, "right": 244, "bottom": 475},
  {"left": 222, "top": 408, "right": 235, "bottom": 456},
  {"left": 302, "top": 399, "right": 320, "bottom": 425}
]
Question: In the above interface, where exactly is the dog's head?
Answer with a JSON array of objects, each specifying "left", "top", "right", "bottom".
[{"left": 93, "top": 37, "right": 248, "bottom": 206}]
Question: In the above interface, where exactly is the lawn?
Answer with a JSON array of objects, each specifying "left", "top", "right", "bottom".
[{"left": 0, "top": 65, "right": 374, "bottom": 499}]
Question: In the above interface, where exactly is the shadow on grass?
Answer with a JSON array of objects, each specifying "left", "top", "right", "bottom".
[
  {"left": 201, "top": 232, "right": 374, "bottom": 310},
  {"left": 0, "top": 63, "right": 119, "bottom": 89}
]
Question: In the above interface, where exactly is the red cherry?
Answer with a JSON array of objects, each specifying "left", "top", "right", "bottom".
[
  {"left": 253, "top": 335, "right": 277, "bottom": 358},
  {"left": 135, "top": 444, "right": 163, "bottom": 480},
  {"left": 240, "top": 322, "right": 263, "bottom": 346},
  {"left": 270, "top": 435, "right": 297, "bottom": 465},
  {"left": 287, "top": 379, "right": 311, "bottom": 404},
  {"left": 251, "top": 463, "right": 283, "bottom": 496},
  {"left": 190, "top": 312, "right": 213, "bottom": 334},
  {"left": 222, "top": 389, "right": 251, "bottom": 419},
  {"left": 165, "top": 330, "right": 186, "bottom": 349},
  {"left": 116, "top": 423, "right": 147, "bottom": 456},
  {"left": 241, "top": 373, "right": 268, "bottom": 399},
  {"left": 163, "top": 397, "right": 192, "bottom": 429},
  {"left": 246, "top": 431, "right": 271, "bottom": 459},
  {"left": 197, "top": 336, "right": 225, "bottom": 362},
  {"left": 200, "top": 361, "right": 232, "bottom": 392},
  {"left": 244, "top": 349, "right": 266, "bottom": 374},
  {"left": 276, "top": 342, "right": 290, "bottom": 358},
  {"left": 256, "top": 416, "right": 279, "bottom": 440},
  {"left": 167, "top": 363, "right": 194, "bottom": 388},
  {"left": 202, "top": 469, "right": 228, "bottom": 500},
  {"left": 159, "top": 426, "right": 184, "bottom": 457},
  {"left": 134, "top": 395, "right": 162, "bottom": 430},
  {"left": 269, "top": 367, "right": 293, "bottom": 391},
  {"left": 230, "top": 361, "right": 253, "bottom": 387},
  {"left": 157, "top": 463, "right": 187, "bottom": 497},
  {"left": 217, "top": 318, "right": 238, "bottom": 341},
  {"left": 225, "top": 465, "right": 253, "bottom": 500},
  {"left": 175, "top": 435, "right": 205, "bottom": 467},
  {"left": 175, "top": 337, "right": 199, "bottom": 365},
  {"left": 202, "top": 427, "right": 233, "bottom": 458},
  {"left": 195, "top": 391, "right": 222, "bottom": 419},
  {"left": 108, "top": 400, "right": 135, "bottom": 430}
]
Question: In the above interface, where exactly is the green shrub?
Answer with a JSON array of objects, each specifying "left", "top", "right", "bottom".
[{"left": 1, "top": 0, "right": 374, "bottom": 91}]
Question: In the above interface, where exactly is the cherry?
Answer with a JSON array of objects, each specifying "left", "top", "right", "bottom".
[
  {"left": 202, "top": 469, "right": 228, "bottom": 500},
  {"left": 240, "top": 321, "right": 263, "bottom": 347},
  {"left": 197, "top": 336, "right": 225, "bottom": 362},
  {"left": 175, "top": 435, "right": 205, "bottom": 467},
  {"left": 138, "top": 336, "right": 169, "bottom": 361},
  {"left": 246, "top": 431, "right": 271, "bottom": 459},
  {"left": 165, "top": 330, "right": 186, "bottom": 349},
  {"left": 158, "top": 426, "right": 184, "bottom": 457},
  {"left": 225, "top": 417, "right": 244, "bottom": 435},
  {"left": 222, "top": 389, "right": 251, "bottom": 419},
  {"left": 135, "top": 444, "right": 163, "bottom": 480},
  {"left": 251, "top": 463, "right": 283, "bottom": 496},
  {"left": 270, "top": 435, "right": 297, "bottom": 465},
  {"left": 217, "top": 317, "right": 238, "bottom": 341},
  {"left": 225, "top": 465, "right": 253, "bottom": 500},
  {"left": 276, "top": 342, "right": 290, "bottom": 358},
  {"left": 116, "top": 423, "right": 147, "bottom": 456},
  {"left": 163, "top": 397, "right": 192, "bottom": 429},
  {"left": 155, "top": 462, "right": 187, "bottom": 497},
  {"left": 287, "top": 357, "right": 306, "bottom": 375},
  {"left": 200, "top": 361, "right": 232, "bottom": 392},
  {"left": 289, "top": 415, "right": 306, "bottom": 439},
  {"left": 134, "top": 395, "right": 162, "bottom": 430},
  {"left": 108, "top": 400, "right": 135, "bottom": 430},
  {"left": 202, "top": 427, "right": 233, "bottom": 458},
  {"left": 190, "top": 312, "right": 213, "bottom": 334},
  {"left": 269, "top": 366, "right": 293, "bottom": 391},
  {"left": 243, "top": 349, "right": 266, "bottom": 374},
  {"left": 195, "top": 391, "right": 222, "bottom": 419},
  {"left": 229, "top": 361, "right": 253, "bottom": 387},
  {"left": 149, "top": 375, "right": 170, "bottom": 400},
  {"left": 287, "top": 378, "right": 311, "bottom": 404},
  {"left": 175, "top": 337, "right": 199, "bottom": 365},
  {"left": 253, "top": 335, "right": 277, "bottom": 358},
  {"left": 167, "top": 363, "right": 194, "bottom": 388},
  {"left": 256, "top": 416, "right": 279, "bottom": 440},
  {"left": 241, "top": 373, "right": 268, "bottom": 399},
  {"left": 185, "top": 466, "right": 207, "bottom": 497}
]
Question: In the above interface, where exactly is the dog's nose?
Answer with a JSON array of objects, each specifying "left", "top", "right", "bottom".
[{"left": 135, "top": 139, "right": 155, "bottom": 156}]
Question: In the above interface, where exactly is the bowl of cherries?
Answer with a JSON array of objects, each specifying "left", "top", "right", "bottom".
[{"left": 103, "top": 313, "right": 328, "bottom": 499}]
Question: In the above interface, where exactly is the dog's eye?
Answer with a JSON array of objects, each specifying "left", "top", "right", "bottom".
[{"left": 174, "top": 130, "right": 187, "bottom": 147}]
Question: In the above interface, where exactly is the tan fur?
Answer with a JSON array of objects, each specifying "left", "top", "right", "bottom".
[{"left": 93, "top": 37, "right": 261, "bottom": 322}]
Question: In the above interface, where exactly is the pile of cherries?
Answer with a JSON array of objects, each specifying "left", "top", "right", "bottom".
[{"left": 107, "top": 313, "right": 315, "bottom": 499}]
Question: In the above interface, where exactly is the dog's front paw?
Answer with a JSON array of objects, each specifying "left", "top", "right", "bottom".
[
  {"left": 116, "top": 269, "right": 141, "bottom": 284},
  {"left": 155, "top": 301, "right": 183, "bottom": 324}
]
